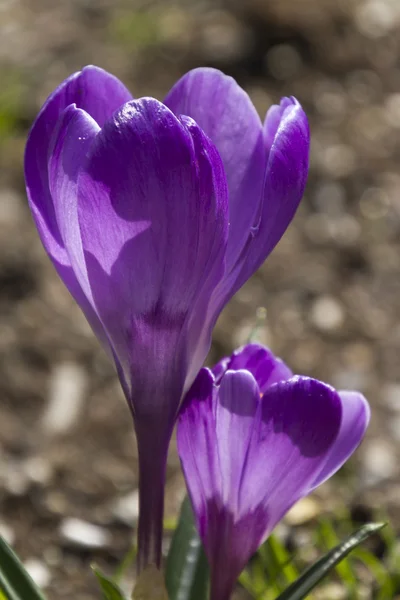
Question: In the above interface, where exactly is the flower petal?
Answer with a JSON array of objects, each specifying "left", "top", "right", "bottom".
[
  {"left": 77, "top": 98, "right": 228, "bottom": 410},
  {"left": 48, "top": 105, "right": 99, "bottom": 297},
  {"left": 46, "top": 104, "right": 116, "bottom": 354},
  {"left": 220, "top": 343, "right": 293, "bottom": 392},
  {"left": 24, "top": 66, "right": 133, "bottom": 267},
  {"left": 177, "top": 368, "right": 219, "bottom": 537},
  {"left": 238, "top": 377, "right": 342, "bottom": 537},
  {"left": 216, "top": 370, "right": 260, "bottom": 510},
  {"left": 234, "top": 98, "right": 310, "bottom": 291},
  {"left": 310, "top": 391, "right": 370, "bottom": 490},
  {"left": 164, "top": 67, "right": 266, "bottom": 273}
]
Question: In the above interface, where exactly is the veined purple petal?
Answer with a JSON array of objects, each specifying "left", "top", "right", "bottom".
[
  {"left": 233, "top": 98, "right": 310, "bottom": 293},
  {"left": 177, "top": 368, "right": 220, "bottom": 538},
  {"left": 164, "top": 67, "right": 266, "bottom": 274},
  {"left": 76, "top": 98, "right": 228, "bottom": 406},
  {"left": 48, "top": 105, "right": 99, "bottom": 302},
  {"left": 310, "top": 390, "right": 370, "bottom": 490},
  {"left": 239, "top": 377, "right": 341, "bottom": 527},
  {"left": 46, "top": 104, "right": 112, "bottom": 350}
]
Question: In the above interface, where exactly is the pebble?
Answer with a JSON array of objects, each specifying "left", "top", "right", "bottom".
[
  {"left": 285, "top": 497, "right": 321, "bottom": 526},
  {"left": 24, "top": 559, "right": 51, "bottom": 589},
  {"left": 314, "top": 582, "right": 347, "bottom": 599},
  {"left": 59, "top": 518, "right": 111, "bottom": 549},
  {"left": 0, "top": 523, "right": 15, "bottom": 545},
  {"left": 310, "top": 296, "right": 345, "bottom": 331},
  {"left": 23, "top": 457, "right": 53, "bottom": 486},
  {"left": 112, "top": 489, "right": 139, "bottom": 526},
  {"left": 382, "top": 382, "right": 400, "bottom": 411},
  {"left": 355, "top": 0, "right": 396, "bottom": 38},
  {"left": 1, "top": 462, "right": 30, "bottom": 496},
  {"left": 42, "top": 363, "right": 87, "bottom": 435},
  {"left": 361, "top": 440, "right": 397, "bottom": 486}
]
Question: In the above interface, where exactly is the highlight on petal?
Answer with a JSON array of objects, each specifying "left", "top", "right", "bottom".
[
  {"left": 45, "top": 104, "right": 113, "bottom": 351},
  {"left": 48, "top": 105, "right": 99, "bottom": 298},
  {"left": 216, "top": 370, "right": 259, "bottom": 507},
  {"left": 310, "top": 390, "right": 371, "bottom": 490},
  {"left": 165, "top": 67, "right": 266, "bottom": 273},
  {"left": 24, "top": 66, "right": 133, "bottom": 267}
]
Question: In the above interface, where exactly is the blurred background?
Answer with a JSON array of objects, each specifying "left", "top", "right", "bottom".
[{"left": 1, "top": 0, "right": 400, "bottom": 597}]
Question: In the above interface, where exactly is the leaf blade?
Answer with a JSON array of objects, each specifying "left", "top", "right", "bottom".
[
  {"left": 276, "top": 522, "right": 385, "bottom": 600},
  {"left": 165, "top": 497, "right": 209, "bottom": 600},
  {"left": 92, "top": 566, "right": 128, "bottom": 600},
  {"left": 0, "top": 536, "right": 46, "bottom": 600}
]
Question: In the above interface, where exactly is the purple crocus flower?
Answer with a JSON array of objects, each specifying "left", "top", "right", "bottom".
[
  {"left": 178, "top": 344, "right": 370, "bottom": 600},
  {"left": 24, "top": 66, "right": 309, "bottom": 570}
]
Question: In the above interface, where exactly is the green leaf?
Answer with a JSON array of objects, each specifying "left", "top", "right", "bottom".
[
  {"left": 0, "top": 536, "right": 46, "bottom": 600},
  {"left": 165, "top": 497, "right": 209, "bottom": 600},
  {"left": 276, "top": 522, "right": 385, "bottom": 600},
  {"left": 93, "top": 566, "right": 128, "bottom": 600}
]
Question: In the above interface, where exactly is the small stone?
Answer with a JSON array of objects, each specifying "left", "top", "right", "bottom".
[
  {"left": 361, "top": 440, "right": 397, "bottom": 486},
  {"left": 112, "top": 489, "right": 139, "bottom": 525},
  {"left": 2, "top": 463, "right": 30, "bottom": 497},
  {"left": 383, "top": 383, "right": 400, "bottom": 411},
  {"left": 42, "top": 363, "right": 87, "bottom": 435},
  {"left": 0, "top": 523, "right": 15, "bottom": 545},
  {"left": 23, "top": 457, "right": 53, "bottom": 485},
  {"left": 355, "top": 0, "right": 395, "bottom": 38},
  {"left": 314, "top": 582, "right": 346, "bottom": 599},
  {"left": 385, "top": 93, "right": 400, "bottom": 128},
  {"left": 59, "top": 518, "right": 111, "bottom": 549},
  {"left": 24, "top": 559, "right": 51, "bottom": 589},
  {"left": 310, "top": 296, "right": 344, "bottom": 332},
  {"left": 285, "top": 497, "right": 321, "bottom": 526}
]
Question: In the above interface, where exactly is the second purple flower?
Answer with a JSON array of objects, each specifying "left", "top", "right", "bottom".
[{"left": 178, "top": 344, "right": 370, "bottom": 600}]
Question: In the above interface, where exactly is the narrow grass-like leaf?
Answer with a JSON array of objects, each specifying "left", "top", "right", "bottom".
[
  {"left": 165, "top": 497, "right": 209, "bottom": 600},
  {"left": 0, "top": 536, "right": 46, "bottom": 600},
  {"left": 93, "top": 566, "right": 128, "bottom": 600},
  {"left": 318, "top": 519, "right": 357, "bottom": 589},
  {"left": 113, "top": 544, "right": 137, "bottom": 585},
  {"left": 276, "top": 522, "right": 385, "bottom": 600}
]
